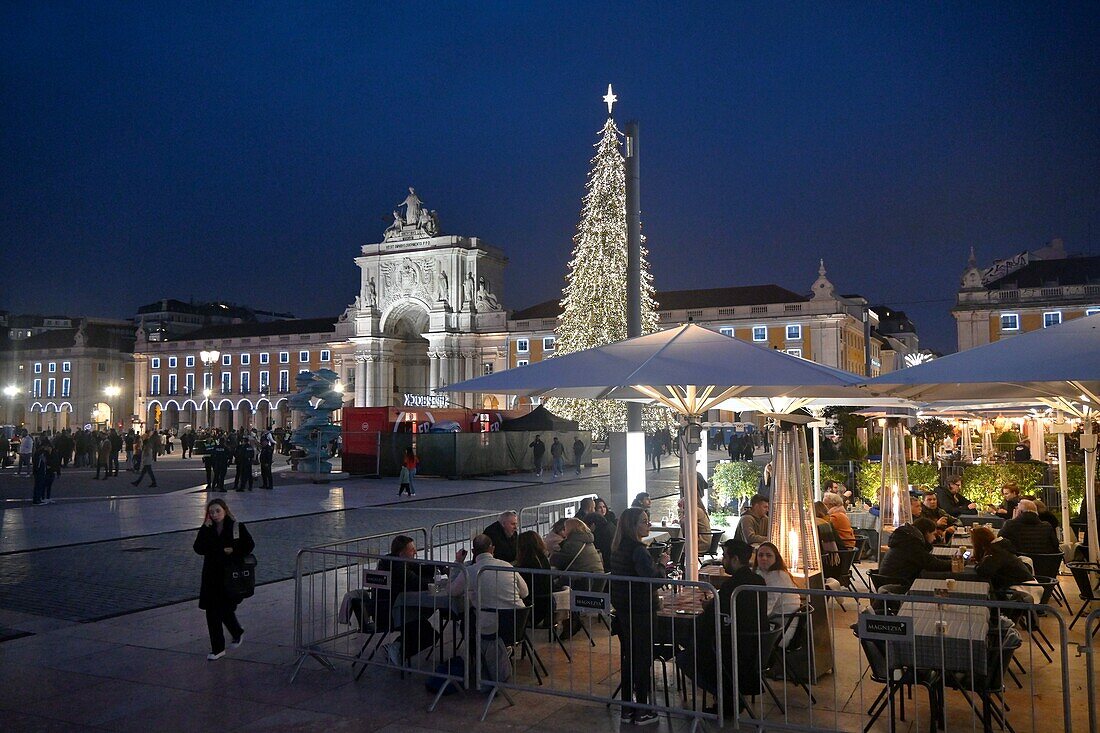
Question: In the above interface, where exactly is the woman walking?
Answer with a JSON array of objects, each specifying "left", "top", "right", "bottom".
[
  {"left": 193, "top": 498, "right": 254, "bottom": 660},
  {"left": 609, "top": 507, "right": 667, "bottom": 726},
  {"left": 398, "top": 447, "right": 419, "bottom": 496},
  {"left": 131, "top": 431, "right": 157, "bottom": 488}
]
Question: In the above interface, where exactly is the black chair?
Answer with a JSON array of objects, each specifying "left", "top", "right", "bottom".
[
  {"left": 493, "top": 607, "right": 544, "bottom": 685},
  {"left": 829, "top": 548, "right": 860, "bottom": 592},
  {"left": 1024, "top": 552, "right": 1070, "bottom": 608},
  {"left": 667, "top": 537, "right": 686, "bottom": 574},
  {"left": 1067, "top": 562, "right": 1100, "bottom": 633},
  {"left": 647, "top": 541, "right": 669, "bottom": 563},
  {"left": 851, "top": 533, "right": 872, "bottom": 589},
  {"left": 942, "top": 625, "right": 1022, "bottom": 733},
  {"left": 733, "top": 626, "right": 787, "bottom": 716},
  {"left": 699, "top": 529, "right": 725, "bottom": 563},
  {"left": 855, "top": 625, "right": 941, "bottom": 733}
]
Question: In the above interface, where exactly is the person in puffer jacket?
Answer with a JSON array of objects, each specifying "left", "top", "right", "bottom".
[
  {"left": 550, "top": 518, "right": 605, "bottom": 580},
  {"left": 877, "top": 518, "right": 953, "bottom": 591}
]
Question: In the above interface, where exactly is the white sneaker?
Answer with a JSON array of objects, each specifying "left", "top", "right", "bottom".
[
  {"left": 230, "top": 633, "right": 243, "bottom": 649},
  {"left": 207, "top": 651, "right": 225, "bottom": 661}
]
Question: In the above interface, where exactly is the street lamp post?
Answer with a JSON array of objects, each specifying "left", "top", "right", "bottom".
[
  {"left": 199, "top": 350, "right": 220, "bottom": 429},
  {"left": 3, "top": 385, "right": 19, "bottom": 426},
  {"left": 104, "top": 385, "right": 121, "bottom": 429}
]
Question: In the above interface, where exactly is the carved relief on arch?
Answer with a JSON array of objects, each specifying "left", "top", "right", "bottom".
[{"left": 379, "top": 257, "right": 436, "bottom": 310}]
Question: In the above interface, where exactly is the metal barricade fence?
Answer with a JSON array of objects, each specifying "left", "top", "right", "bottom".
[
  {"left": 1083, "top": 609, "right": 1100, "bottom": 733},
  {"left": 519, "top": 495, "right": 589, "bottom": 536},
  {"left": 429, "top": 512, "right": 512, "bottom": 561},
  {"left": 291, "top": 547, "right": 470, "bottom": 710},
  {"left": 473, "top": 565, "right": 722, "bottom": 731},
  {"left": 307, "top": 527, "right": 429, "bottom": 558},
  {"left": 727, "top": 583, "right": 1074, "bottom": 732}
]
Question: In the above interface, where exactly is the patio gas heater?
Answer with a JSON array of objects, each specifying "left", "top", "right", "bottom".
[
  {"left": 878, "top": 416, "right": 912, "bottom": 534},
  {"left": 959, "top": 419, "right": 974, "bottom": 463},
  {"left": 765, "top": 413, "right": 833, "bottom": 682}
]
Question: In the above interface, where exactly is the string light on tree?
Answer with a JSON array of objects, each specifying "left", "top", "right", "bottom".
[{"left": 548, "top": 86, "right": 663, "bottom": 438}]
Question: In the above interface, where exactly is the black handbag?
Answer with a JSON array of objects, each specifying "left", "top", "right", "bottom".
[{"left": 223, "top": 522, "right": 257, "bottom": 601}]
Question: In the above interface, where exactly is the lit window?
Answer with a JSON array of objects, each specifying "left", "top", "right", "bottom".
[
  {"left": 1000, "top": 313, "right": 1019, "bottom": 331},
  {"left": 280, "top": 351, "right": 289, "bottom": 363},
  {"left": 278, "top": 370, "right": 290, "bottom": 392},
  {"left": 61, "top": 378, "right": 70, "bottom": 397},
  {"left": 320, "top": 349, "right": 331, "bottom": 362},
  {"left": 719, "top": 327, "right": 734, "bottom": 337},
  {"left": 1043, "top": 311, "right": 1062, "bottom": 328},
  {"left": 150, "top": 375, "right": 160, "bottom": 395},
  {"left": 240, "top": 372, "right": 250, "bottom": 393},
  {"left": 168, "top": 356, "right": 177, "bottom": 368},
  {"left": 483, "top": 363, "right": 494, "bottom": 375},
  {"left": 150, "top": 357, "right": 160, "bottom": 369},
  {"left": 62, "top": 361, "right": 70, "bottom": 373},
  {"left": 517, "top": 359, "right": 529, "bottom": 367},
  {"left": 259, "top": 371, "right": 269, "bottom": 392},
  {"left": 185, "top": 355, "right": 195, "bottom": 368},
  {"left": 33, "top": 363, "right": 42, "bottom": 374},
  {"left": 33, "top": 379, "right": 41, "bottom": 397},
  {"left": 240, "top": 353, "right": 250, "bottom": 365},
  {"left": 185, "top": 373, "right": 195, "bottom": 393},
  {"left": 47, "top": 378, "right": 56, "bottom": 397},
  {"left": 516, "top": 339, "right": 529, "bottom": 353},
  {"left": 48, "top": 362, "right": 56, "bottom": 373},
  {"left": 221, "top": 372, "right": 231, "bottom": 393},
  {"left": 222, "top": 353, "right": 232, "bottom": 366},
  {"left": 299, "top": 350, "right": 309, "bottom": 363},
  {"left": 259, "top": 352, "right": 270, "bottom": 364},
  {"left": 1086, "top": 307, "right": 1100, "bottom": 317},
  {"left": 542, "top": 337, "right": 555, "bottom": 351},
  {"left": 168, "top": 374, "right": 177, "bottom": 394},
  {"left": 752, "top": 326, "right": 767, "bottom": 342},
  {"left": 786, "top": 348, "right": 803, "bottom": 358},
  {"left": 203, "top": 372, "right": 213, "bottom": 390},
  {"left": 786, "top": 324, "right": 802, "bottom": 341}
]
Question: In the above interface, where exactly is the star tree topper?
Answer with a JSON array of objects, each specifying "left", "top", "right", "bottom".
[{"left": 603, "top": 84, "right": 617, "bottom": 115}]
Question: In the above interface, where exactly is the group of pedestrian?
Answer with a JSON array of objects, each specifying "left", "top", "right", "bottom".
[
  {"left": 527, "top": 434, "right": 586, "bottom": 478},
  {"left": 201, "top": 428, "right": 276, "bottom": 492}
]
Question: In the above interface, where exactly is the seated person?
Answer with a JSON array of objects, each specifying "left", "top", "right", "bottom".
[
  {"left": 970, "top": 526, "right": 1034, "bottom": 595},
  {"left": 814, "top": 501, "right": 843, "bottom": 581},
  {"left": 877, "top": 517, "right": 954, "bottom": 591},
  {"left": 737, "top": 494, "right": 770, "bottom": 545},
  {"left": 936, "top": 476, "right": 977, "bottom": 518},
  {"left": 594, "top": 497, "right": 617, "bottom": 527},
  {"left": 822, "top": 493, "right": 856, "bottom": 549},
  {"left": 1024, "top": 496, "right": 1060, "bottom": 531},
  {"left": 824, "top": 480, "right": 854, "bottom": 507},
  {"left": 917, "top": 491, "right": 959, "bottom": 543},
  {"left": 543, "top": 517, "right": 568, "bottom": 556},
  {"left": 513, "top": 530, "right": 554, "bottom": 627},
  {"left": 677, "top": 539, "right": 768, "bottom": 701},
  {"left": 631, "top": 492, "right": 652, "bottom": 510},
  {"left": 377, "top": 535, "right": 436, "bottom": 666},
  {"left": 998, "top": 499, "right": 1060, "bottom": 555},
  {"left": 549, "top": 517, "right": 604, "bottom": 584},
  {"left": 483, "top": 510, "right": 520, "bottom": 563},
  {"left": 449, "top": 534, "right": 528, "bottom": 636},
  {"left": 580, "top": 496, "right": 615, "bottom": 567},
  {"left": 753, "top": 541, "right": 802, "bottom": 620},
  {"left": 678, "top": 496, "right": 712, "bottom": 556},
  {"left": 991, "top": 482, "right": 1022, "bottom": 518}
]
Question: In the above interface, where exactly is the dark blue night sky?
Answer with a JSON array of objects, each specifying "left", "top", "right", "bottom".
[{"left": 2, "top": 2, "right": 1098, "bottom": 352}]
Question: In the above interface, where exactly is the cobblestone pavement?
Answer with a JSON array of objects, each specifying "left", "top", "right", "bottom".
[
  {"left": 0, "top": 468, "right": 683, "bottom": 624},
  {"left": 0, "top": 451, "right": 212, "bottom": 502}
]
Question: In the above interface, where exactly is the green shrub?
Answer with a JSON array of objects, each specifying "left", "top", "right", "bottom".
[
  {"left": 959, "top": 463, "right": 1047, "bottom": 508},
  {"left": 1067, "top": 465, "right": 1085, "bottom": 513},
  {"left": 856, "top": 462, "right": 944, "bottom": 502},
  {"left": 994, "top": 431, "right": 1020, "bottom": 451},
  {"left": 907, "top": 464, "right": 940, "bottom": 491},
  {"left": 711, "top": 461, "right": 760, "bottom": 511},
  {"left": 820, "top": 463, "right": 847, "bottom": 488}
]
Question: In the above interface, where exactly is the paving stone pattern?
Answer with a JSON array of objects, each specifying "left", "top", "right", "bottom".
[{"left": 0, "top": 476, "right": 679, "bottom": 623}]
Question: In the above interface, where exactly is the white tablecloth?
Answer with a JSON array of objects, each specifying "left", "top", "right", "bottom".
[{"left": 848, "top": 511, "right": 876, "bottom": 530}]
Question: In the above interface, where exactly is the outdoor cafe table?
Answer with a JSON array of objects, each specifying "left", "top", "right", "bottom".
[
  {"left": 643, "top": 530, "right": 672, "bottom": 546},
  {"left": 931, "top": 546, "right": 960, "bottom": 558},
  {"left": 890, "top": 599, "right": 990, "bottom": 676},
  {"left": 393, "top": 588, "right": 463, "bottom": 658},
  {"left": 909, "top": 577, "right": 991, "bottom": 600},
  {"left": 654, "top": 522, "right": 682, "bottom": 539},
  {"left": 848, "top": 511, "right": 877, "bottom": 530}
]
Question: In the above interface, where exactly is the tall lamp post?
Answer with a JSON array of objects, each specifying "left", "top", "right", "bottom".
[
  {"left": 199, "top": 350, "right": 220, "bottom": 429},
  {"left": 104, "top": 385, "right": 121, "bottom": 429},
  {"left": 4, "top": 385, "right": 19, "bottom": 425}
]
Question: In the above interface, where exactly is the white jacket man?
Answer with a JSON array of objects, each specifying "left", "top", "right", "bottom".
[{"left": 449, "top": 533, "right": 527, "bottom": 635}]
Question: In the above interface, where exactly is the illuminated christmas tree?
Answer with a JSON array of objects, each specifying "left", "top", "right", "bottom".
[{"left": 548, "top": 88, "right": 662, "bottom": 438}]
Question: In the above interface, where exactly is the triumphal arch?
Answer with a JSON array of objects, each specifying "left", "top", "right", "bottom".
[{"left": 337, "top": 188, "right": 509, "bottom": 407}]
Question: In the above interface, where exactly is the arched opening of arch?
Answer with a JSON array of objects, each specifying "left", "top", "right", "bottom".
[{"left": 384, "top": 300, "right": 430, "bottom": 401}]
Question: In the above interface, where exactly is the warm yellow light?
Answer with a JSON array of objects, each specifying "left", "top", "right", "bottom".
[
  {"left": 104, "top": 386, "right": 121, "bottom": 397},
  {"left": 788, "top": 528, "right": 800, "bottom": 574},
  {"left": 891, "top": 485, "right": 900, "bottom": 530}
]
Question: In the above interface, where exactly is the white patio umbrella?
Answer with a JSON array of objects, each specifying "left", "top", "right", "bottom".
[
  {"left": 862, "top": 315, "right": 1100, "bottom": 560},
  {"left": 439, "top": 324, "right": 866, "bottom": 580}
]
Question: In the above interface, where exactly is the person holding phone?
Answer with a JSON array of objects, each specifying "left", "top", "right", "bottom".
[{"left": 193, "top": 498, "right": 254, "bottom": 660}]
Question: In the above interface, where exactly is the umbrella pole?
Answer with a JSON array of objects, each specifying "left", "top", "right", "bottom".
[
  {"left": 812, "top": 423, "right": 822, "bottom": 501},
  {"left": 1086, "top": 416, "right": 1099, "bottom": 563},
  {"left": 680, "top": 422, "right": 699, "bottom": 583},
  {"left": 1056, "top": 414, "right": 1076, "bottom": 558}
]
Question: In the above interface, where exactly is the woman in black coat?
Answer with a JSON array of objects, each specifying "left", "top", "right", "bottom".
[{"left": 194, "top": 498, "right": 254, "bottom": 659}]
